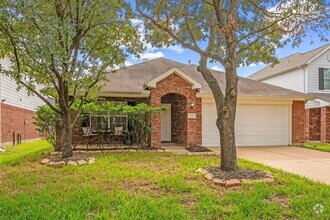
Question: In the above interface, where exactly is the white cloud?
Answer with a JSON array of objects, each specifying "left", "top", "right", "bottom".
[
  {"left": 210, "top": 65, "right": 224, "bottom": 72},
  {"left": 124, "top": 60, "right": 134, "bottom": 67},
  {"left": 167, "top": 45, "right": 184, "bottom": 53},
  {"left": 138, "top": 52, "right": 164, "bottom": 60},
  {"left": 130, "top": 19, "right": 143, "bottom": 25}
]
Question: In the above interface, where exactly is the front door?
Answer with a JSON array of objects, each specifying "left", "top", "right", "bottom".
[{"left": 161, "top": 104, "right": 171, "bottom": 142}]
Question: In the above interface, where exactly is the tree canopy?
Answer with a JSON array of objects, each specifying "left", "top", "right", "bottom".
[
  {"left": 136, "top": 0, "right": 329, "bottom": 170},
  {"left": 0, "top": 0, "right": 144, "bottom": 157}
]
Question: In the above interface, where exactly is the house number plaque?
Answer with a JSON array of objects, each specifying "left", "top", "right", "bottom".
[{"left": 187, "top": 113, "right": 197, "bottom": 119}]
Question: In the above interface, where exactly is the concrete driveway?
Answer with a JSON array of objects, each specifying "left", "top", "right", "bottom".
[{"left": 209, "top": 146, "right": 330, "bottom": 184}]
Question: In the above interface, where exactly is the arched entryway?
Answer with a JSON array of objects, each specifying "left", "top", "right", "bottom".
[
  {"left": 149, "top": 72, "right": 202, "bottom": 147},
  {"left": 161, "top": 93, "right": 187, "bottom": 145}
]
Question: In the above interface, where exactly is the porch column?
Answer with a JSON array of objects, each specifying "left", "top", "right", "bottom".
[
  {"left": 320, "top": 107, "right": 330, "bottom": 143},
  {"left": 150, "top": 88, "right": 161, "bottom": 148},
  {"left": 292, "top": 101, "right": 305, "bottom": 144},
  {"left": 186, "top": 96, "right": 202, "bottom": 146}
]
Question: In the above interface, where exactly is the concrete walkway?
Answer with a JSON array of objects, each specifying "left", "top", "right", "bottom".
[
  {"left": 163, "top": 145, "right": 330, "bottom": 184},
  {"left": 210, "top": 146, "right": 330, "bottom": 185}
]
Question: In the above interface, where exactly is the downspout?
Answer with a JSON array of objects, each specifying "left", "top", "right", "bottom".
[{"left": 303, "top": 67, "right": 308, "bottom": 94}]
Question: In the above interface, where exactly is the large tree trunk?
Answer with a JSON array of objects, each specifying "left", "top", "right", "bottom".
[
  {"left": 61, "top": 110, "right": 73, "bottom": 158},
  {"left": 55, "top": 123, "right": 63, "bottom": 151},
  {"left": 217, "top": 62, "right": 238, "bottom": 171}
]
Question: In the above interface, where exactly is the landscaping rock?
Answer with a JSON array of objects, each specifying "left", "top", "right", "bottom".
[
  {"left": 263, "top": 178, "right": 275, "bottom": 183},
  {"left": 0, "top": 147, "right": 5, "bottom": 152},
  {"left": 213, "top": 178, "right": 226, "bottom": 186},
  {"left": 88, "top": 160, "right": 95, "bottom": 164},
  {"left": 265, "top": 174, "right": 274, "bottom": 179},
  {"left": 225, "top": 179, "right": 241, "bottom": 188},
  {"left": 77, "top": 160, "right": 87, "bottom": 165},
  {"left": 40, "top": 159, "right": 50, "bottom": 164},
  {"left": 157, "top": 149, "right": 165, "bottom": 152},
  {"left": 47, "top": 162, "right": 55, "bottom": 167},
  {"left": 204, "top": 173, "right": 215, "bottom": 180},
  {"left": 87, "top": 157, "right": 95, "bottom": 164},
  {"left": 53, "top": 161, "right": 65, "bottom": 168},
  {"left": 67, "top": 160, "right": 78, "bottom": 166},
  {"left": 196, "top": 168, "right": 208, "bottom": 174}
]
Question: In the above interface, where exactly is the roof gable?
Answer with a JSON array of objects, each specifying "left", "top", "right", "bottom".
[
  {"left": 145, "top": 67, "right": 202, "bottom": 89},
  {"left": 249, "top": 44, "right": 330, "bottom": 81}
]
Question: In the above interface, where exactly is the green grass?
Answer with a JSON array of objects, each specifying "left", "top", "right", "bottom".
[
  {"left": 0, "top": 141, "right": 329, "bottom": 219},
  {"left": 0, "top": 140, "right": 52, "bottom": 166},
  {"left": 302, "top": 142, "right": 330, "bottom": 152}
]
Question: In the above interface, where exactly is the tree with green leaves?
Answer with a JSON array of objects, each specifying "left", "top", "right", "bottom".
[
  {"left": 135, "top": 0, "right": 329, "bottom": 171},
  {"left": 0, "top": 0, "right": 143, "bottom": 158}
]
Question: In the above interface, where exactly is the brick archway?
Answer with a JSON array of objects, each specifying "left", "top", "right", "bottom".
[
  {"left": 149, "top": 73, "right": 201, "bottom": 147},
  {"left": 161, "top": 93, "right": 187, "bottom": 145}
]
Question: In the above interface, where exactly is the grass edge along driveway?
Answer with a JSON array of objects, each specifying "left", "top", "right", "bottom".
[{"left": 302, "top": 142, "right": 330, "bottom": 152}]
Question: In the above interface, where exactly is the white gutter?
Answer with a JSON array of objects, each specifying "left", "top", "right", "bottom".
[{"left": 303, "top": 67, "right": 308, "bottom": 94}]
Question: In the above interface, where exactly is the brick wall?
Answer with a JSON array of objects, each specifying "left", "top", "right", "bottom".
[
  {"left": 1, "top": 103, "right": 45, "bottom": 144},
  {"left": 305, "top": 108, "right": 321, "bottom": 141},
  {"left": 320, "top": 107, "right": 330, "bottom": 143},
  {"left": 149, "top": 73, "right": 202, "bottom": 147},
  {"left": 292, "top": 101, "right": 305, "bottom": 144}
]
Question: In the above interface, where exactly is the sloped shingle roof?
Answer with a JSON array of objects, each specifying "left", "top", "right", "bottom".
[
  {"left": 101, "top": 57, "right": 312, "bottom": 100},
  {"left": 308, "top": 93, "right": 330, "bottom": 103},
  {"left": 248, "top": 44, "right": 330, "bottom": 81}
]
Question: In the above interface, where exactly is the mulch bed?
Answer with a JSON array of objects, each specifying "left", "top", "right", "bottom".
[
  {"left": 186, "top": 145, "right": 212, "bottom": 152},
  {"left": 49, "top": 156, "right": 89, "bottom": 163},
  {"left": 207, "top": 167, "right": 267, "bottom": 180}
]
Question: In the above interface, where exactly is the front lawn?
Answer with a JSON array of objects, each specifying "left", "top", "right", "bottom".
[
  {"left": 0, "top": 141, "right": 329, "bottom": 219},
  {"left": 303, "top": 142, "right": 330, "bottom": 152}
]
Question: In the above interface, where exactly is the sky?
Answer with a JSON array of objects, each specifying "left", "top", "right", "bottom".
[{"left": 125, "top": 1, "right": 330, "bottom": 78}]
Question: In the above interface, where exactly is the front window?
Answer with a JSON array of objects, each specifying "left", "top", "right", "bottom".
[
  {"left": 90, "top": 116, "right": 109, "bottom": 131},
  {"left": 324, "top": 68, "right": 330, "bottom": 90},
  {"left": 87, "top": 101, "right": 128, "bottom": 132}
]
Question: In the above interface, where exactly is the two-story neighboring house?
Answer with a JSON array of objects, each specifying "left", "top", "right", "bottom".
[
  {"left": 249, "top": 44, "right": 330, "bottom": 143},
  {"left": 0, "top": 57, "right": 47, "bottom": 148}
]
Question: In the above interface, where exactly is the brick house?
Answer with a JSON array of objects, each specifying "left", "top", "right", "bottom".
[
  {"left": 249, "top": 44, "right": 330, "bottom": 143},
  {"left": 88, "top": 57, "right": 311, "bottom": 148},
  {"left": 0, "top": 58, "right": 48, "bottom": 147}
]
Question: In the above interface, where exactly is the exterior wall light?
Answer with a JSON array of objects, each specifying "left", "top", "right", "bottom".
[{"left": 190, "top": 101, "right": 195, "bottom": 109}]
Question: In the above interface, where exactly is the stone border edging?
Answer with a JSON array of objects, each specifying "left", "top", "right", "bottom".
[
  {"left": 196, "top": 168, "right": 275, "bottom": 188},
  {"left": 40, "top": 157, "right": 95, "bottom": 168},
  {"left": 41, "top": 148, "right": 166, "bottom": 156}
]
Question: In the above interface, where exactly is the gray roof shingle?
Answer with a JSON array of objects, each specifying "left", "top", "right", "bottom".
[
  {"left": 100, "top": 57, "right": 312, "bottom": 100},
  {"left": 308, "top": 93, "right": 330, "bottom": 103}
]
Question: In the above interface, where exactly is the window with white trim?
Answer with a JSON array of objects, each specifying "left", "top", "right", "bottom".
[
  {"left": 324, "top": 68, "right": 330, "bottom": 90},
  {"left": 88, "top": 101, "right": 128, "bottom": 132}
]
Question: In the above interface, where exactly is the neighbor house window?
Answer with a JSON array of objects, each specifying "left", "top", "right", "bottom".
[{"left": 319, "top": 68, "right": 330, "bottom": 90}]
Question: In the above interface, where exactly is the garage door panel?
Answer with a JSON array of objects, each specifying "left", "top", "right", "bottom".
[{"left": 202, "top": 103, "right": 290, "bottom": 147}]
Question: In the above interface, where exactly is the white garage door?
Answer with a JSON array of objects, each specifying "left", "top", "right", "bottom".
[{"left": 202, "top": 103, "right": 291, "bottom": 146}]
